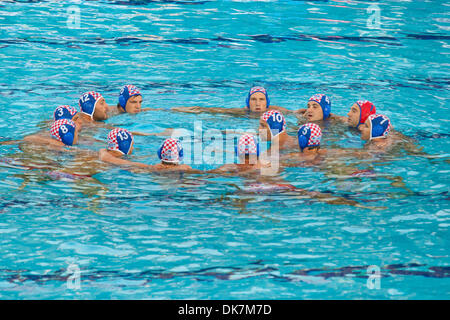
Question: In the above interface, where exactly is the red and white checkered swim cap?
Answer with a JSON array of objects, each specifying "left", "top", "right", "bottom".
[
  {"left": 261, "top": 110, "right": 286, "bottom": 137},
  {"left": 50, "top": 119, "right": 76, "bottom": 146},
  {"left": 249, "top": 86, "right": 267, "bottom": 96},
  {"left": 53, "top": 105, "right": 77, "bottom": 121},
  {"left": 86, "top": 91, "right": 102, "bottom": 101},
  {"left": 305, "top": 123, "right": 322, "bottom": 146},
  {"left": 309, "top": 94, "right": 325, "bottom": 104},
  {"left": 107, "top": 128, "right": 134, "bottom": 155},
  {"left": 125, "top": 85, "right": 140, "bottom": 96},
  {"left": 308, "top": 94, "right": 331, "bottom": 119},
  {"left": 158, "top": 138, "right": 183, "bottom": 163},
  {"left": 79, "top": 91, "right": 103, "bottom": 118},
  {"left": 246, "top": 86, "right": 270, "bottom": 109},
  {"left": 119, "top": 85, "right": 142, "bottom": 110},
  {"left": 237, "top": 134, "right": 259, "bottom": 157},
  {"left": 297, "top": 122, "right": 322, "bottom": 150}
]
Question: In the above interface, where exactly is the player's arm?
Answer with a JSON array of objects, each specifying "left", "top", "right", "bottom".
[{"left": 171, "top": 106, "right": 246, "bottom": 115}]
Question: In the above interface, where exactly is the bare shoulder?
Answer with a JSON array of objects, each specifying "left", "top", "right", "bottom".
[
  {"left": 99, "top": 150, "right": 150, "bottom": 168},
  {"left": 98, "top": 149, "right": 109, "bottom": 161},
  {"left": 107, "top": 106, "right": 120, "bottom": 117},
  {"left": 24, "top": 135, "right": 63, "bottom": 148},
  {"left": 280, "top": 152, "right": 300, "bottom": 160},
  {"left": 329, "top": 114, "right": 347, "bottom": 122},
  {"left": 177, "top": 164, "right": 193, "bottom": 171},
  {"left": 208, "top": 164, "right": 238, "bottom": 173},
  {"left": 98, "top": 149, "right": 121, "bottom": 164},
  {"left": 23, "top": 134, "right": 49, "bottom": 143}
]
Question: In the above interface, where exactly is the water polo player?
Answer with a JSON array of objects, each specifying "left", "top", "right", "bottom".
[
  {"left": 296, "top": 94, "right": 332, "bottom": 122},
  {"left": 359, "top": 114, "right": 393, "bottom": 151},
  {"left": 259, "top": 110, "right": 297, "bottom": 152},
  {"left": 79, "top": 91, "right": 110, "bottom": 122},
  {"left": 99, "top": 128, "right": 152, "bottom": 168},
  {"left": 171, "top": 86, "right": 287, "bottom": 115},
  {"left": 209, "top": 134, "right": 270, "bottom": 174}
]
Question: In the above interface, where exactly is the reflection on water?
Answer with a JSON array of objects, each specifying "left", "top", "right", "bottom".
[
  {"left": 1, "top": 262, "right": 449, "bottom": 289},
  {"left": 0, "top": 0, "right": 449, "bottom": 299}
]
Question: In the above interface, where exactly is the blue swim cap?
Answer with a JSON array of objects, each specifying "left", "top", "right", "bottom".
[
  {"left": 107, "top": 128, "right": 134, "bottom": 155},
  {"left": 118, "top": 85, "right": 142, "bottom": 111},
  {"left": 309, "top": 94, "right": 331, "bottom": 119},
  {"left": 79, "top": 91, "right": 103, "bottom": 119},
  {"left": 53, "top": 105, "right": 78, "bottom": 121},
  {"left": 246, "top": 86, "right": 270, "bottom": 109},
  {"left": 261, "top": 110, "right": 286, "bottom": 138},
  {"left": 368, "top": 114, "right": 391, "bottom": 140},
  {"left": 297, "top": 123, "right": 322, "bottom": 152},
  {"left": 50, "top": 119, "right": 76, "bottom": 146}
]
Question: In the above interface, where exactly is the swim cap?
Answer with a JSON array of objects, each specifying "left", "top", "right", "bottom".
[
  {"left": 308, "top": 94, "right": 331, "bottom": 119},
  {"left": 157, "top": 138, "right": 183, "bottom": 164},
  {"left": 78, "top": 91, "right": 103, "bottom": 119},
  {"left": 118, "top": 85, "right": 142, "bottom": 111},
  {"left": 261, "top": 110, "right": 286, "bottom": 138},
  {"left": 368, "top": 114, "right": 391, "bottom": 140},
  {"left": 235, "top": 134, "right": 260, "bottom": 157},
  {"left": 246, "top": 86, "right": 270, "bottom": 109},
  {"left": 50, "top": 119, "right": 76, "bottom": 146},
  {"left": 53, "top": 105, "right": 78, "bottom": 121},
  {"left": 356, "top": 100, "right": 376, "bottom": 125},
  {"left": 107, "top": 128, "right": 134, "bottom": 155},
  {"left": 297, "top": 123, "right": 322, "bottom": 151}
]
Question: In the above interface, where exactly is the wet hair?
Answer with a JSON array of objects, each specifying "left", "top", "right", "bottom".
[{"left": 242, "top": 154, "right": 259, "bottom": 165}]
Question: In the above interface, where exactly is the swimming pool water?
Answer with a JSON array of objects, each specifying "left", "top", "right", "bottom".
[{"left": 0, "top": 0, "right": 449, "bottom": 299}]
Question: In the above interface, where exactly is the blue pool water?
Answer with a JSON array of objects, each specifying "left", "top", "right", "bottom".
[{"left": 0, "top": 0, "right": 449, "bottom": 299}]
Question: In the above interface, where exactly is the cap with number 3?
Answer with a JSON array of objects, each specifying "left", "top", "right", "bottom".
[{"left": 53, "top": 105, "right": 78, "bottom": 121}]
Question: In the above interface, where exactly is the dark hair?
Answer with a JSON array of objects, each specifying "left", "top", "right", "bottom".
[
  {"left": 243, "top": 154, "right": 259, "bottom": 164},
  {"left": 117, "top": 103, "right": 126, "bottom": 112}
]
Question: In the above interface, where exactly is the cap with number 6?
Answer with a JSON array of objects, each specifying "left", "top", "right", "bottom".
[{"left": 107, "top": 128, "right": 134, "bottom": 155}]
